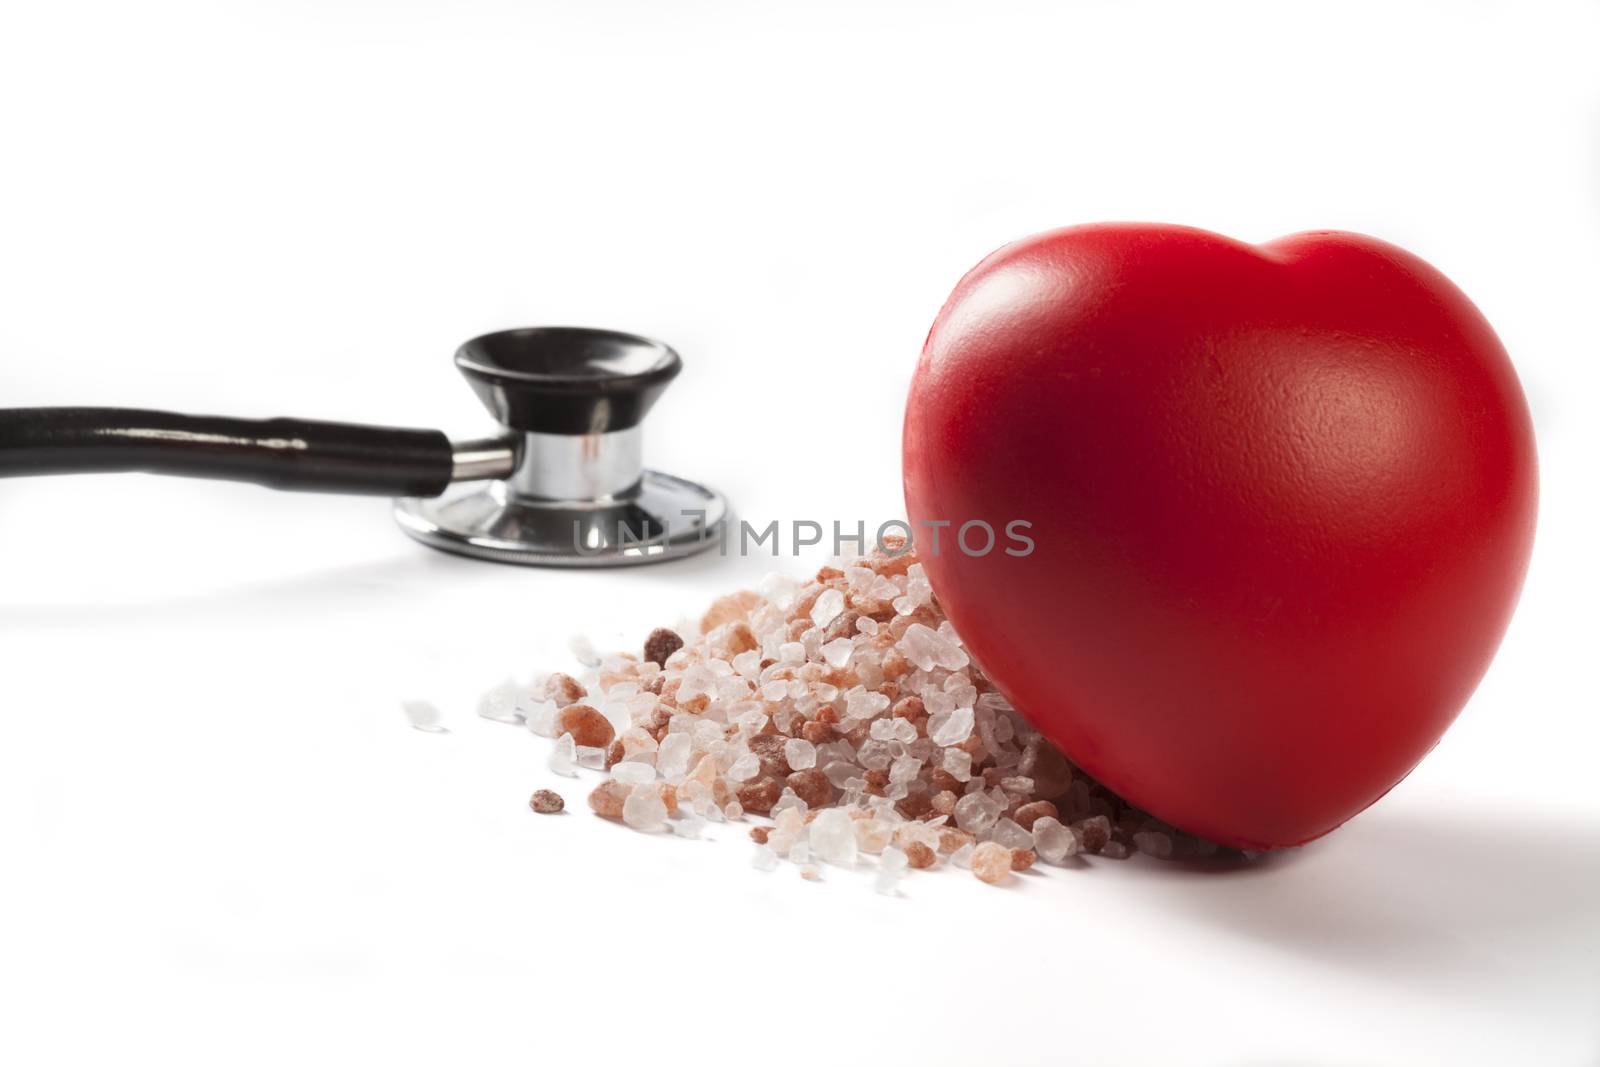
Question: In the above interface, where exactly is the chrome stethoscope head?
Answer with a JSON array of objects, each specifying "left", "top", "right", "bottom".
[
  {"left": 0, "top": 326, "right": 728, "bottom": 567},
  {"left": 395, "top": 327, "right": 727, "bottom": 565}
]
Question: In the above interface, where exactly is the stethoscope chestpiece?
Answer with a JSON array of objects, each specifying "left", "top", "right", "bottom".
[{"left": 393, "top": 327, "right": 728, "bottom": 566}]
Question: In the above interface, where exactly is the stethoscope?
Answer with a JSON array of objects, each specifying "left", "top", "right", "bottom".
[{"left": 0, "top": 327, "right": 727, "bottom": 566}]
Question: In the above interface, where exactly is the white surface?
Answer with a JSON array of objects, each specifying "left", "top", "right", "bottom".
[{"left": 2, "top": 2, "right": 1598, "bottom": 1064}]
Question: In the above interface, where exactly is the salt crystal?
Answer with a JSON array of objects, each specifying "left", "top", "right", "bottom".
[
  {"left": 656, "top": 732, "right": 692, "bottom": 781},
  {"left": 1031, "top": 816, "right": 1078, "bottom": 863},
  {"left": 401, "top": 700, "right": 448, "bottom": 733},
  {"left": 810, "top": 588, "right": 845, "bottom": 628},
  {"left": 856, "top": 617, "right": 879, "bottom": 636},
  {"left": 778, "top": 642, "right": 806, "bottom": 665},
  {"left": 475, "top": 681, "right": 522, "bottom": 724},
  {"left": 1133, "top": 830, "right": 1174, "bottom": 859},
  {"left": 888, "top": 755, "right": 923, "bottom": 785},
  {"left": 621, "top": 784, "right": 668, "bottom": 831},
  {"left": 612, "top": 761, "right": 656, "bottom": 785},
  {"left": 575, "top": 745, "right": 606, "bottom": 770},
  {"left": 670, "top": 814, "right": 706, "bottom": 839},
  {"left": 951, "top": 842, "right": 974, "bottom": 868},
  {"left": 568, "top": 634, "right": 601, "bottom": 667},
  {"left": 790, "top": 841, "right": 811, "bottom": 864},
  {"left": 969, "top": 841, "right": 1012, "bottom": 884},
  {"left": 822, "top": 760, "right": 862, "bottom": 788},
  {"left": 929, "top": 706, "right": 975, "bottom": 747},
  {"left": 821, "top": 638, "right": 854, "bottom": 668},
  {"left": 727, "top": 752, "right": 760, "bottom": 781},
  {"left": 523, "top": 699, "right": 559, "bottom": 737},
  {"left": 723, "top": 801, "right": 743, "bottom": 820},
  {"left": 808, "top": 809, "right": 859, "bottom": 866},
  {"left": 954, "top": 792, "right": 1000, "bottom": 834},
  {"left": 548, "top": 733, "right": 577, "bottom": 777},
  {"left": 752, "top": 845, "right": 779, "bottom": 872},
  {"left": 990, "top": 817, "right": 1033, "bottom": 850},
  {"left": 783, "top": 737, "right": 817, "bottom": 770},
  {"left": 875, "top": 845, "right": 908, "bottom": 895},
  {"left": 941, "top": 748, "right": 972, "bottom": 782},
  {"left": 869, "top": 719, "right": 898, "bottom": 741}
]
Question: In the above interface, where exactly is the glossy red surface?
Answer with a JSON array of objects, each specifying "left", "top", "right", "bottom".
[{"left": 903, "top": 224, "right": 1538, "bottom": 849}]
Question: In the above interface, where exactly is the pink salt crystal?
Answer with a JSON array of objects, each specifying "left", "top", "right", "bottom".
[
  {"left": 1133, "top": 830, "right": 1174, "bottom": 859},
  {"left": 969, "top": 842, "right": 1012, "bottom": 885}
]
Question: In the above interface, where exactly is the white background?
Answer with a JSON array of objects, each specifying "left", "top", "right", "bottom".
[{"left": 2, "top": 2, "right": 1597, "bottom": 1064}]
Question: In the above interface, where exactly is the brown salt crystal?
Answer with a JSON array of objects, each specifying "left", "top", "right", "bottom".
[
  {"left": 862, "top": 768, "right": 890, "bottom": 796},
  {"left": 604, "top": 739, "right": 624, "bottom": 769},
  {"left": 528, "top": 789, "right": 565, "bottom": 814},
  {"left": 737, "top": 777, "right": 783, "bottom": 814},
  {"left": 823, "top": 610, "right": 860, "bottom": 642},
  {"left": 791, "top": 585, "right": 823, "bottom": 621},
  {"left": 904, "top": 841, "right": 937, "bottom": 869},
  {"left": 749, "top": 827, "right": 770, "bottom": 845},
  {"left": 800, "top": 720, "right": 836, "bottom": 745},
  {"left": 1010, "top": 848, "right": 1037, "bottom": 871},
  {"left": 747, "top": 734, "right": 792, "bottom": 778},
  {"left": 588, "top": 780, "right": 630, "bottom": 819},
  {"left": 1018, "top": 736, "right": 1074, "bottom": 798},
  {"left": 543, "top": 672, "right": 587, "bottom": 706},
  {"left": 643, "top": 627, "right": 684, "bottom": 667},
  {"left": 1074, "top": 816, "right": 1111, "bottom": 854},
  {"left": 1012, "top": 800, "right": 1059, "bottom": 831},
  {"left": 815, "top": 565, "right": 845, "bottom": 582},
  {"left": 970, "top": 842, "right": 1013, "bottom": 885},
  {"left": 785, "top": 769, "right": 835, "bottom": 809},
  {"left": 659, "top": 783, "right": 679, "bottom": 817},
  {"left": 813, "top": 705, "right": 841, "bottom": 726},
  {"left": 894, "top": 790, "right": 934, "bottom": 821},
  {"left": 929, "top": 769, "right": 963, "bottom": 795},
  {"left": 701, "top": 589, "right": 762, "bottom": 632},
  {"left": 558, "top": 704, "right": 616, "bottom": 749}
]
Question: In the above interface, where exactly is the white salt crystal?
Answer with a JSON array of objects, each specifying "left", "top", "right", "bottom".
[
  {"left": 810, "top": 588, "right": 845, "bottom": 628},
  {"left": 990, "top": 817, "right": 1033, "bottom": 850},
  {"left": 568, "top": 634, "right": 602, "bottom": 667},
  {"left": 727, "top": 752, "right": 760, "bottom": 781},
  {"left": 808, "top": 809, "right": 859, "bottom": 866},
  {"left": 548, "top": 733, "right": 577, "bottom": 777},
  {"left": 575, "top": 745, "right": 606, "bottom": 770},
  {"left": 784, "top": 737, "right": 817, "bottom": 770},
  {"left": 723, "top": 801, "right": 743, "bottom": 820},
  {"left": 670, "top": 814, "right": 706, "bottom": 839},
  {"left": 875, "top": 845, "right": 908, "bottom": 895},
  {"left": 771, "top": 788, "right": 808, "bottom": 819},
  {"left": 523, "top": 699, "right": 560, "bottom": 738},
  {"left": 822, "top": 760, "right": 862, "bottom": 788},
  {"left": 475, "top": 681, "right": 522, "bottom": 724},
  {"left": 929, "top": 706, "right": 975, "bottom": 747},
  {"left": 1032, "top": 816, "right": 1078, "bottom": 863},
  {"left": 941, "top": 747, "right": 972, "bottom": 782},
  {"left": 856, "top": 617, "right": 879, "bottom": 636},
  {"left": 790, "top": 841, "right": 811, "bottom": 865},
  {"left": 752, "top": 845, "right": 779, "bottom": 872},
  {"left": 401, "top": 700, "right": 448, "bottom": 733},
  {"left": 761, "top": 680, "right": 789, "bottom": 701},
  {"left": 821, "top": 638, "right": 854, "bottom": 668},
  {"left": 888, "top": 755, "right": 923, "bottom": 785},
  {"left": 622, "top": 784, "right": 668, "bottom": 831},
  {"left": 612, "top": 761, "right": 656, "bottom": 785},
  {"left": 954, "top": 791, "right": 1000, "bottom": 834},
  {"left": 778, "top": 641, "right": 806, "bottom": 665},
  {"left": 951, "top": 842, "right": 974, "bottom": 868},
  {"left": 656, "top": 732, "right": 692, "bottom": 781},
  {"left": 869, "top": 719, "right": 898, "bottom": 741}
]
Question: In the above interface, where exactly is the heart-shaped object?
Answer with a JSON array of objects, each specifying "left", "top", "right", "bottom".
[{"left": 903, "top": 223, "right": 1537, "bottom": 849}]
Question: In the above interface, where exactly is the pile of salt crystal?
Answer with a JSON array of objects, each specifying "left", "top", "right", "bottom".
[{"left": 506, "top": 535, "right": 1228, "bottom": 890}]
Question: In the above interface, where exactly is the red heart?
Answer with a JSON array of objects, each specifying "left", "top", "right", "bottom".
[{"left": 902, "top": 223, "right": 1537, "bottom": 849}]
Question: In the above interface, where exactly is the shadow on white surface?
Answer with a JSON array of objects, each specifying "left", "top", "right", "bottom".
[{"left": 1156, "top": 807, "right": 1600, "bottom": 992}]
